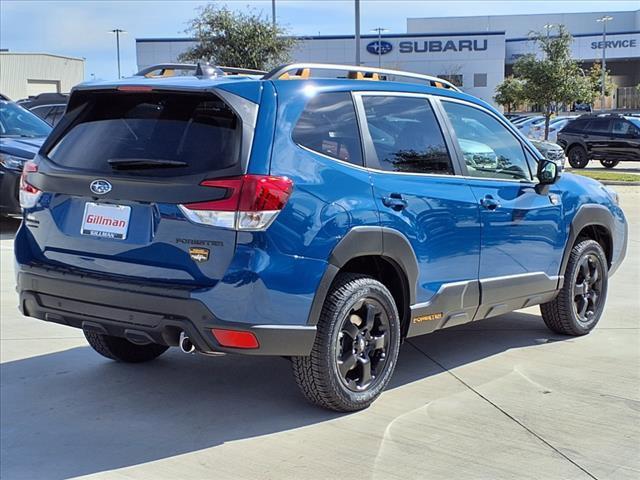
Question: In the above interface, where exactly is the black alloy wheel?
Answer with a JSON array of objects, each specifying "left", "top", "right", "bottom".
[
  {"left": 572, "top": 253, "right": 604, "bottom": 324},
  {"left": 600, "top": 159, "right": 619, "bottom": 169},
  {"left": 336, "top": 298, "right": 390, "bottom": 392},
  {"left": 567, "top": 146, "right": 589, "bottom": 169}
]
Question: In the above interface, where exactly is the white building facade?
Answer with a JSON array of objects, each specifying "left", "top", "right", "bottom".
[
  {"left": 0, "top": 53, "right": 84, "bottom": 101},
  {"left": 136, "top": 9, "right": 640, "bottom": 108}
]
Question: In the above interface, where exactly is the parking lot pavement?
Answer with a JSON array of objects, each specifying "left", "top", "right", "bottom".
[{"left": 1, "top": 187, "right": 638, "bottom": 480}]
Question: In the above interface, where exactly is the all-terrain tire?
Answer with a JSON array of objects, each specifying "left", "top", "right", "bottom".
[
  {"left": 567, "top": 145, "right": 589, "bottom": 169},
  {"left": 541, "top": 239, "right": 608, "bottom": 336},
  {"left": 84, "top": 331, "right": 169, "bottom": 363},
  {"left": 292, "top": 273, "right": 401, "bottom": 412}
]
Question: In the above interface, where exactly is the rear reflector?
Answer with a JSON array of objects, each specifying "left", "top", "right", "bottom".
[
  {"left": 212, "top": 328, "right": 259, "bottom": 349},
  {"left": 19, "top": 161, "right": 42, "bottom": 209},
  {"left": 179, "top": 174, "right": 293, "bottom": 231}
]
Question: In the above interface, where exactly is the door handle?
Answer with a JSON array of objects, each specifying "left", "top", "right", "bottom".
[
  {"left": 480, "top": 195, "right": 500, "bottom": 211},
  {"left": 382, "top": 193, "right": 408, "bottom": 211}
]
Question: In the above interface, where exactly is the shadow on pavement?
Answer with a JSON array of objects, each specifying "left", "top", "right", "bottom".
[{"left": 0, "top": 310, "right": 568, "bottom": 479}]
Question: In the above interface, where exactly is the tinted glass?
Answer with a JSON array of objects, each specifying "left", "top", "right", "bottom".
[
  {"left": 31, "top": 106, "right": 52, "bottom": 120},
  {"left": 587, "top": 119, "right": 611, "bottom": 134},
  {"left": 442, "top": 101, "right": 532, "bottom": 181},
  {"left": 612, "top": 119, "right": 636, "bottom": 135},
  {"left": 0, "top": 102, "right": 52, "bottom": 137},
  {"left": 362, "top": 96, "right": 452, "bottom": 174},
  {"left": 292, "top": 92, "right": 362, "bottom": 166},
  {"left": 47, "top": 92, "right": 241, "bottom": 177},
  {"left": 563, "top": 118, "right": 588, "bottom": 132},
  {"left": 627, "top": 117, "right": 640, "bottom": 129}
]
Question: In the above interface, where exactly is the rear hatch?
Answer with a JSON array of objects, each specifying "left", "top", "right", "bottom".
[{"left": 22, "top": 85, "right": 258, "bottom": 287}]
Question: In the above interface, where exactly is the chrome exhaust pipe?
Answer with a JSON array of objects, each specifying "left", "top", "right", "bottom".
[{"left": 179, "top": 331, "right": 196, "bottom": 354}]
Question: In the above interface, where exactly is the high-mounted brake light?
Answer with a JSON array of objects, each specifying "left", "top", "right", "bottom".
[
  {"left": 19, "top": 160, "right": 42, "bottom": 209},
  {"left": 117, "top": 85, "right": 154, "bottom": 92},
  {"left": 178, "top": 175, "right": 293, "bottom": 231}
]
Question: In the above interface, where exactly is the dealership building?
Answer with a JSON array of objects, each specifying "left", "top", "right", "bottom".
[{"left": 136, "top": 9, "right": 640, "bottom": 108}]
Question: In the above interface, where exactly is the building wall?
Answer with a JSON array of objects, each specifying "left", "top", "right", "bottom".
[
  {"left": 291, "top": 32, "right": 506, "bottom": 106},
  {"left": 135, "top": 38, "right": 197, "bottom": 72},
  {"left": 407, "top": 10, "right": 640, "bottom": 37},
  {"left": 0, "top": 53, "right": 84, "bottom": 101},
  {"left": 506, "top": 31, "right": 640, "bottom": 64}
]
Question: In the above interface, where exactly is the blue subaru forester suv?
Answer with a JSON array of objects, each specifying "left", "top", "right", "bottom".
[{"left": 15, "top": 63, "right": 628, "bottom": 411}]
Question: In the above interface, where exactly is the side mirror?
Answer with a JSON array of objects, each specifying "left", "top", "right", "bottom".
[{"left": 537, "top": 159, "right": 558, "bottom": 185}]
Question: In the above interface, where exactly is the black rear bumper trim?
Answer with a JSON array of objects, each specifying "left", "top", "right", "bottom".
[{"left": 17, "top": 268, "right": 316, "bottom": 356}]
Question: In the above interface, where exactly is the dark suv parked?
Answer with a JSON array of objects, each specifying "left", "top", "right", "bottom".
[
  {"left": 17, "top": 93, "right": 68, "bottom": 126},
  {"left": 15, "top": 63, "right": 628, "bottom": 411},
  {"left": 558, "top": 113, "right": 640, "bottom": 168}
]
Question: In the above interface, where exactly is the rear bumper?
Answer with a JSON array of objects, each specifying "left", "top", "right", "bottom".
[{"left": 16, "top": 265, "right": 316, "bottom": 356}]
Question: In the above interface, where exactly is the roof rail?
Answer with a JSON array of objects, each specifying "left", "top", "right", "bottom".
[
  {"left": 263, "top": 63, "right": 461, "bottom": 92},
  {"left": 134, "top": 63, "right": 266, "bottom": 78}
]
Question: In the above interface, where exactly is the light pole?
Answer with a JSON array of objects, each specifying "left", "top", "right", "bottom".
[
  {"left": 542, "top": 23, "right": 554, "bottom": 41},
  {"left": 272, "top": 0, "right": 276, "bottom": 28},
  {"left": 596, "top": 15, "right": 613, "bottom": 110},
  {"left": 109, "top": 29, "right": 126, "bottom": 79},
  {"left": 371, "top": 27, "right": 388, "bottom": 67},
  {"left": 355, "top": 0, "right": 361, "bottom": 65}
]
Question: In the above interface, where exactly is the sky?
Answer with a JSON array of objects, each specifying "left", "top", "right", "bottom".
[{"left": 1, "top": 0, "right": 638, "bottom": 80}]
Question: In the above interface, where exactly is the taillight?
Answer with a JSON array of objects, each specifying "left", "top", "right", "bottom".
[
  {"left": 19, "top": 161, "right": 42, "bottom": 209},
  {"left": 178, "top": 174, "right": 293, "bottom": 231}
]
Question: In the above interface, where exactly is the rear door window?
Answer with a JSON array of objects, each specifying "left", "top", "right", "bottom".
[
  {"left": 47, "top": 92, "right": 241, "bottom": 177},
  {"left": 292, "top": 92, "right": 363, "bottom": 166},
  {"left": 586, "top": 119, "right": 611, "bottom": 135},
  {"left": 361, "top": 95, "right": 453, "bottom": 174}
]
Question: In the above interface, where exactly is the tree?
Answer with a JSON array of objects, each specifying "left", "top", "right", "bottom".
[
  {"left": 178, "top": 4, "right": 298, "bottom": 70},
  {"left": 587, "top": 61, "right": 616, "bottom": 103},
  {"left": 513, "top": 25, "right": 593, "bottom": 140},
  {"left": 494, "top": 76, "right": 525, "bottom": 113}
]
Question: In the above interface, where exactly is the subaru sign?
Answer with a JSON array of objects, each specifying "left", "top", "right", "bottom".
[{"left": 367, "top": 40, "right": 393, "bottom": 55}]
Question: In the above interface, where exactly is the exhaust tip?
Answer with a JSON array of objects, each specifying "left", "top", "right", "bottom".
[{"left": 179, "top": 331, "right": 196, "bottom": 354}]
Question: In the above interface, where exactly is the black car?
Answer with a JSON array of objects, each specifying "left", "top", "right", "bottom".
[
  {"left": 557, "top": 113, "right": 640, "bottom": 168},
  {"left": 17, "top": 92, "right": 68, "bottom": 126},
  {"left": 0, "top": 101, "right": 51, "bottom": 216}
]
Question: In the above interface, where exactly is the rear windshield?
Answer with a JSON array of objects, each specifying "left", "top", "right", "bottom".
[{"left": 47, "top": 92, "right": 241, "bottom": 177}]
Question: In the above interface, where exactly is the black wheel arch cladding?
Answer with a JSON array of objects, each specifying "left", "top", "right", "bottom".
[{"left": 307, "top": 227, "right": 418, "bottom": 326}]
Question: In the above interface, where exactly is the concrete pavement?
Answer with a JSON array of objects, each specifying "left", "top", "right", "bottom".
[{"left": 1, "top": 187, "right": 639, "bottom": 480}]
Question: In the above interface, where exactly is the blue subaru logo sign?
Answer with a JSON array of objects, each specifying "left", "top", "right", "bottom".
[
  {"left": 366, "top": 40, "right": 393, "bottom": 55},
  {"left": 90, "top": 179, "right": 112, "bottom": 195}
]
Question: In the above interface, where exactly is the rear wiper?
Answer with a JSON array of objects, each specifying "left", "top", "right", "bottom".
[{"left": 108, "top": 158, "right": 188, "bottom": 170}]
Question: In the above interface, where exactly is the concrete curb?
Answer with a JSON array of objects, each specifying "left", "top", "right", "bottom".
[{"left": 599, "top": 181, "right": 640, "bottom": 186}]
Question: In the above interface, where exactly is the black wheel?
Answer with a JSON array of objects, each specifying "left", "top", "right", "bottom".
[
  {"left": 84, "top": 331, "right": 169, "bottom": 363},
  {"left": 541, "top": 239, "right": 608, "bottom": 336},
  {"left": 600, "top": 159, "right": 619, "bottom": 169},
  {"left": 567, "top": 145, "right": 589, "bottom": 169},
  {"left": 292, "top": 273, "right": 401, "bottom": 412}
]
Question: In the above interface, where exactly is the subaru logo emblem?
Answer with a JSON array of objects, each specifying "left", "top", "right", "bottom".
[
  {"left": 366, "top": 40, "right": 393, "bottom": 55},
  {"left": 90, "top": 179, "right": 112, "bottom": 195}
]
